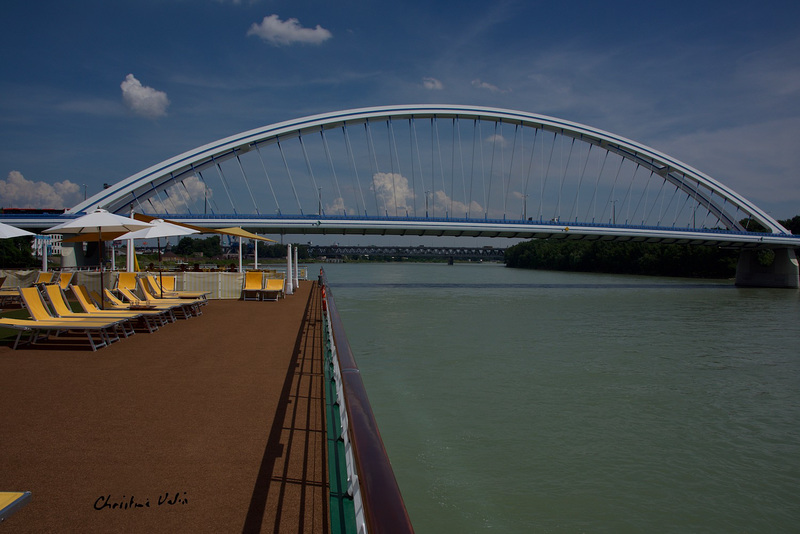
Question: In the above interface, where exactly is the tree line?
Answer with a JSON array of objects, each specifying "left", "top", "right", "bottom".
[
  {"left": 172, "top": 237, "right": 308, "bottom": 259},
  {"left": 504, "top": 215, "right": 800, "bottom": 279}
]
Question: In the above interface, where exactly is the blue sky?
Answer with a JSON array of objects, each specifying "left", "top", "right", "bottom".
[{"left": 1, "top": 0, "right": 799, "bottom": 220}]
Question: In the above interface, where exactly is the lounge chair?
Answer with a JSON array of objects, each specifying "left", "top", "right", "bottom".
[
  {"left": 262, "top": 277, "right": 285, "bottom": 301},
  {"left": 0, "top": 276, "right": 20, "bottom": 307},
  {"left": 57, "top": 271, "right": 74, "bottom": 290},
  {"left": 69, "top": 284, "right": 162, "bottom": 333},
  {"left": 137, "top": 281, "right": 203, "bottom": 317},
  {"left": 34, "top": 271, "right": 55, "bottom": 287},
  {"left": 42, "top": 284, "right": 137, "bottom": 338},
  {"left": 97, "top": 289, "right": 177, "bottom": 323},
  {"left": 0, "top": 491, "right": 31, "bottom": 523},
  {"left": 116, "top": 286, "right": 196, "bottom": 320},
  {"left": 159, "top": 275, "right": 177, "bottom": 292},
  {"left": 0, "top": 316, "right": 117, "bottom": 351},
  {"left": 116, "top": 272, "right": 140, "bottom": 293},
  {"left": 143, "top": 275, "right": 209, "bottom": 301},
  {"left": 13, "top": 287, "right": 124, "bottom": 350},
  {"left": 242, "top": 271, "right": 265, "bottom": 301}
]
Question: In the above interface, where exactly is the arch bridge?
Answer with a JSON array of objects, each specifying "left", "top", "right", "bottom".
[{"left": 9, "top": 105, "right": 800, "bottom": 286}]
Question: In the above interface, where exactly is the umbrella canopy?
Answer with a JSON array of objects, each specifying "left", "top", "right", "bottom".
[
  {"left": 44, "top": 209, "right": 153, "bottom": 307},
  {"left": 114, "top": 218, "right": 200, "bottom": 293},
  {"left": 44, "top": 208, "right": 153, "bottom": 235},
  {"left": 131, "top": 214, "right": 276, "bottom": 242},
  {"left": 0, "top": 221, "right": 35, "bottom": 239},
  {"left": 114, "top": 219, "right": 199, "bottom": 241}
]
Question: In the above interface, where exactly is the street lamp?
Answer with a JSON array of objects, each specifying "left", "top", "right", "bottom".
[{"left": 523, "top": 194, "right": 529, "bottom": 221}]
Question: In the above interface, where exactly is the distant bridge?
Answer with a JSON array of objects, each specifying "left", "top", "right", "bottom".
[
  {"left": 3, "top": 105, "right": 798, "bottom": 286},
  {"left": 309, "top": 245, "right": 506, "bottom": 260}
]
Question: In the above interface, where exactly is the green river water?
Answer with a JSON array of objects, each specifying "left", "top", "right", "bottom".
[{"left": 321, "top": 262, "right": 799, "bottom": 533}]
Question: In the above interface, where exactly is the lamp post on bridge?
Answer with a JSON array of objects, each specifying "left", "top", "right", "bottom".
[
  {"left": 425, "top": 190, "right": 430, "bottom": 218},
  {"left": 523, "top": 194, "right": 529, "bottom": 221}
]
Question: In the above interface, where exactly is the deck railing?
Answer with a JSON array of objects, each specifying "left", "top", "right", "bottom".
[{"left": 319, "top": 268, "right": 414, "bottom": 534}]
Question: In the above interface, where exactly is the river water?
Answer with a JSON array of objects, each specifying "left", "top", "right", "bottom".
[{"left": 320, "top": 262, "right": 800, "bottom": 533}]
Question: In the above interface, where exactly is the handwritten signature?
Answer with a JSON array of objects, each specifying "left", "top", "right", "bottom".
[{"left": 94, "top": 492, "right": 189, "bottom": 511}]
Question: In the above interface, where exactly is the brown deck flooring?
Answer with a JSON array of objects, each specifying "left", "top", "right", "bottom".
[{"left": 0, "top": 280, "right": 328, "bottom": 533}]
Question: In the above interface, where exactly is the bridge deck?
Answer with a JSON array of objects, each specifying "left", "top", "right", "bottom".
[{"left": 0, "top": 281, "right": 328, "bottom": 533}]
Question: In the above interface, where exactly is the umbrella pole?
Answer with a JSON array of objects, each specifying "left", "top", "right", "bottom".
[
  {"left": 159, "top": 238, "right": 164, "bottom": 299},
  {"left": 99, "top": 230, "right": 104, "bottom": 309}
]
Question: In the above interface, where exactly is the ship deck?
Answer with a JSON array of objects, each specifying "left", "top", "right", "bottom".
[{"left": 0, "top": 280, "right": 328, "bottom": 533}]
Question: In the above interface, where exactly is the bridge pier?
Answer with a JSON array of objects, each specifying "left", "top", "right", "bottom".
[{"left": 735, "top": 248, "right": 799, "bottom": 289}]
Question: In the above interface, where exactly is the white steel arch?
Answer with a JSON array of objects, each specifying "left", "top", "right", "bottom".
[{"left": 70, "top": 105, "right": 791, "bottom": 237}]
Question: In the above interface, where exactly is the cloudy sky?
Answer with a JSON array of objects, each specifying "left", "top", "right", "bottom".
[{"left": 1, "top": 0, "right": 799, "bottom": 220}]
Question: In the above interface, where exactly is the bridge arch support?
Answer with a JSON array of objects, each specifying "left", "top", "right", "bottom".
[
  {"left": 56, "top": 105, "right": 800, "bottom": 287},
  {"left": 71, "top": 105, "right": 789, "bottom": 235}
]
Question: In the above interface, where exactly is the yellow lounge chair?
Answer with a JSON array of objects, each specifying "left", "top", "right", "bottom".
[
  {"left": 57, "top": 271, "right": 74, "bottom": 290},
  {"left": 144, "top": 275, "right": 209, "bottom": 300},
  {"left": 73, "top": 285, "right": 167, "bottom": 329},
  {"left": 116, "top": 272, "right": 140, "bottom": 293},
  {"left": 116, "top": 286, "right": 195, "bottom": 320},
  {"left": 262, "top": 277, "right": 285, "bottom": 301},
  {"left": 160, "top": 275, "right": 176, "bottom": 291},
  {"left": 0, "top": 316, "right": 116, "bottom": 351},
  {"left": 0, "top": 276, "right": 20, "bottom": 307},
  {"left": 0, "top": 491, "right": 31, "bottom": 523},
  {"left": 42, "top": 284, "right": 136, "bottom": 338},
  {"left": 98, "top": 289, "right": 177, "bottom": 323},
  {"left": 242, "top": 271, "right": 264, "bottom": 301},
  {"left": 68, "top": 284, "right": 162, "bottom": 333},
  {"left": 15, "top": 287, "right": 124, "bottom": 350},
  {"left": 143, "top": 275, "right": 209, "bottom": 301},
  {"left": 137, "top": 281, "right": 203, "bottom": 317},
  {"left": 34, "top": 272, "right": 54, "bottom": 286}
]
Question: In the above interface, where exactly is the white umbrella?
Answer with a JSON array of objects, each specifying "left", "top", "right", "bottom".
[
  {"left": 115, "top": 219, "right": 199, "bottom": 296},
  {"left": 45, "top": 209, "right": 153, "bottom": 307},
  {"left": 0, "top": 221, "right": 35, "bottom": 239},
  {"left": 115, "top": 218, "right": 199, "bottom": 241}
]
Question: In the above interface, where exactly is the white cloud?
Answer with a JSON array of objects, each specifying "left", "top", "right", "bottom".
[
  {"left": 120, "top": 74, "right": 170, "bottom": 118},
  {"left": 471, "top": 78, "right": 508, "bottom": 94},
  {"left": 432, "top": 189, "right": 484, "bottom": 218},
  {"left": 485, "top": 133, "right": 508, "bottom": 149},
  {"left": 423, "top": 77, "right": 443, "bottom": 90},
  {"left": 0, "top": 171, "right": 82, "bottom": 209},
  {"left": 143, "top": 175, "right": 212, "bottom": 213},
  {"left": 324, "top": 196, "right": 349, "bottom": 216},
  {"left": 371, "top": 172, "right": 415, "bottom": 216},
  {"left": 247, "top": 14, "right": 332, "bottom": 46},
  {"left": 368, "top": 172, "right": 488, "bottom": 218}
]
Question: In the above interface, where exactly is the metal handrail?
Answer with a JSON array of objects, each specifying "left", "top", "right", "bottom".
[{"left": 319, "top": 268, "right": 414, "bottom": 533}]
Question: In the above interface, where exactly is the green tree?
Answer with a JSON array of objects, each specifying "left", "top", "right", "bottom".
[
  {"left": 0, "top": 236, "right": 39, "bottom": 268},
  {"left": 505, "top": 240, "right": 738, "bottom": 279},
  {"left": 779, "top": 216, "right": 800, "bottom": 235},
  {"left": 173, "top": 237, "right": 195, "bottom": 256},
  {"left": 171, "top": 236, "right": 223, "bottom": 258}
]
